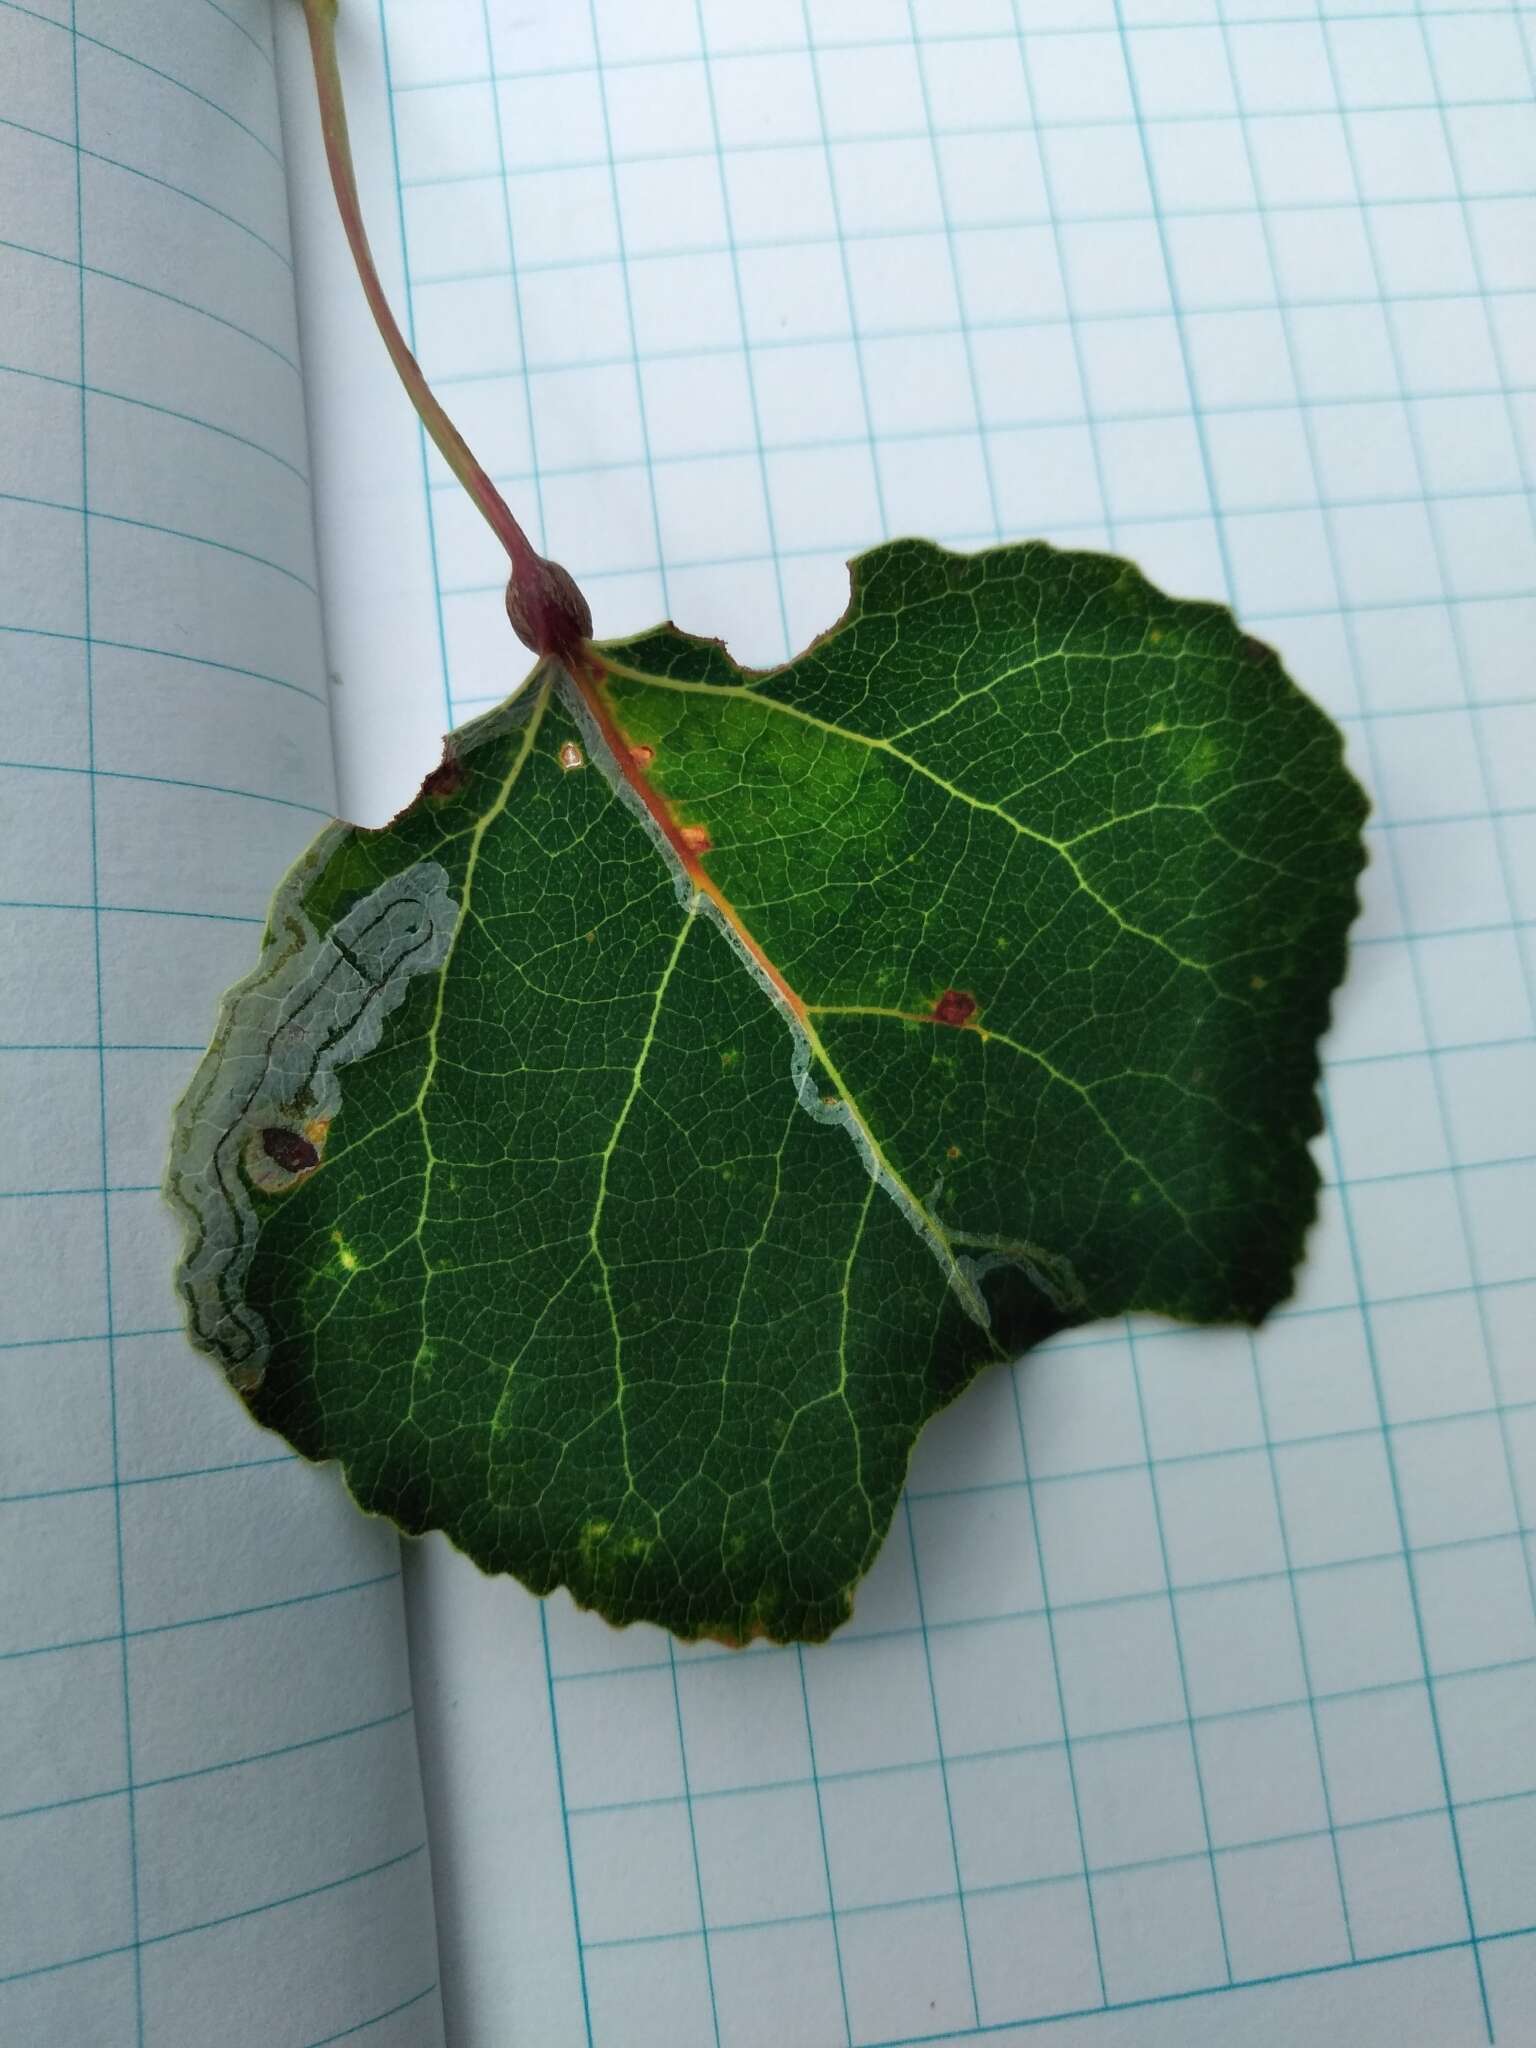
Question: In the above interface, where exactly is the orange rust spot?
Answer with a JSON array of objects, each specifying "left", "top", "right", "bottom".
[
  {"left": 678, "top": 823, "right": 713, "bottom": 855},
  {"left": 946, "top": 1144, "right": 961, "bottom": 1161},
  {"left": 932, "top": 988, "right": 978, "bottom": 1027},
  {"left": 569, "top": 659, "right": 808, "bottom": 1024},
  {"left": 630, "top": 743, "right": 655, "bottom": 766}
]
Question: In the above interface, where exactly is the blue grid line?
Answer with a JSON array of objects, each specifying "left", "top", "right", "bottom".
[
  {"left": 0, "top": 0, "right": 284, "bottom": 167},
  {"left": 384, "top": 94, "right": 1532, "bottom": 181},
  {"left": 0, "top": 621, "right": 324, "bottom": 703},
  {"left": 425, "top": 344, "right": 1534, "bottom": 417},
  {"left": 475, "top": 0, "right": 551, "bottom": 577},
  {"left": 666, "top": 1639, "right": 723, "bottom": 2048},
  {"left": 534, "top": 1703, "right": 1536, "bottom": 1822},
  {"left": 1299, "top": 0, "right": 1536, "bottom": 1783},
  {"left": 799, "top": 0, "right": 891, "bottom": 541},
  {"left": 300, "top": 1982, "right": 442, "bottom": 2048},
  {"left": 0, "top": 232, "right": 301, "bottom": 373},
  {"left": 0, "top": 1568, "right": 403, "bottom": 1666},
  {"left": 0, "top": 110, "right": 292, "bottom": 269},
  {"left": 1245, "top": 1331, "right": 1358, "bottom": 1957},
  {"left": 0, "top": 1330, "right": 170, "bottom": 1355},
  {"left": 580, "top": 0, "right": 674, "bottom": 634},
  {"left": 416, "top": 400, "right": 1536, "bottom": 486},
  {"left": 902, "top": 0, "right": 1005, "bottom": 549},
  {"left": 0, "top": 1843, "right": 430, "bottom": 1992},
  {"left": 796, "top": 1643, "right": 855, "bottom": 2046},
  {"left": 1515, "top": 7, "right": 1536, "bottom": 101},
  {"left": 375, "top": 0, "right": 454, "bottom": 738},
  {"left": 0, "top": 1452, "right": 296, "bottom": 1509},
  {"left": 0, "top": 1704, "right": 415, "bottom": 1828},
  {"left": 1414, "top": 18, "right": 1536, "bottom": 530},
  {"left": 539, "top": 1603, "right": 596, "bottom": 2048},
  {"left": 0, "top": 899, "right": 264, "bottom": 922},
  {"left": 67, "top": 12, "right": 143, "bottom": 2032},
  {"left": 391, "top": 10, "right": 1534, "bottom": 89},
  {"left": 1122, "top": 1323, "right": 1236, "bottom": 1982},
  {"left": 1403, "top": 3, "right": 1536, "bottom": 1588},
  {"left": 1323, "top": 1112, "right": 1492, "bottom": 2030},
  {"left": 405, "top": 224, "right": 1536, "bottom": 292},
  {"left": 1303, "top": 1, "right": 1536, "bottom": 1580},
  {"left": 0, "top": 1449, "right": 296, "bottom": 1515},
  {"left": 862, "top": 1915, "right": 1536, "bottom": 2048},
  {"left": 0, "top": 1042, "right": 208, "bottom": 1051},
  {"left": 0, "top": 486, "right": 319, "bottom": 592},
  {"left": 0, "top": 357, "right": 309, "bottom": 484},
  {"left": 567, "top": 1782, "right": 1536, "bottom": 1959},
  {"left": 693, "top": 0, "right": 795, "bottom": 662},
  {"left": 901, "top": 1498, "right": 981, "bottom": 2028},
  {"left": 1, "top": 757, "right": 331, "bottom": 815},
  {"left": 435, "top": 540, "right": 1536, "bottom": 608},
  {"left": 546, "top": 1562, "right": 1536, "bottom": 1692},
  {"left": 902, "top": 1397, "right": 1536, "bottom": 1493},
  {"left": 1007, "top": 1358, "right": 1109, "bottom": 2008},
  {"left": 201, "top": 0, "right": 272, "bottom": 71}
]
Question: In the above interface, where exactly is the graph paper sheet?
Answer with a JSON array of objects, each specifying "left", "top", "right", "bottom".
[
  {"left": 0, "top": 4, "right": 443, "bottom": 2044},
  {"left": 277, "top": 2, "right": 1536, "bottom": 2043},
  {"left": 3, "top": 0, "right": 1530, "bottom": 2042}
]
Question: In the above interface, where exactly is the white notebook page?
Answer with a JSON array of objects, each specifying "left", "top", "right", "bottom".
[
  {"left": 0, "top": 4, "right": 442, "bottom": 2043},
  {"left": 284, "top": 2, "right": 1536, "bottom": 2045}
]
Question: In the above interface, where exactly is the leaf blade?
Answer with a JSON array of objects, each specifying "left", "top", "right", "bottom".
[{"left": 167, "top": 539, "right": 1367, "bottom": 1641}]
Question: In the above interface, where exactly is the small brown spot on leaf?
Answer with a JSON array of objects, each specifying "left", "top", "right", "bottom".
[
  {"left": 558, "top": 740, "right": 585, "bottom": 771},
  {"left": 421, "top": 753, "right": 464, "bottom": 799},
  {"left": 1240, "top": 634, "right": 1270, "bottom": 666},
  {"left": 631, "top": 743, "right": 655, "bottom": 767},
  {"left": 932, "top": 988, "right": 978, "bottom": 1027},
  {"left": 261, "top": 1126, "right": 319, "bottom": 1175},
  {"left": 679, "top": 823, "right": 713, "bottom": 855},
  {"left": 946, "top": 1144, "right": 961, "bottom": 1160}
]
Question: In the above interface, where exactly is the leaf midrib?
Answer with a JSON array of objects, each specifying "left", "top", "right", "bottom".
[{"left": 597, "top": 651, "right": 1224, "bottom": 982}]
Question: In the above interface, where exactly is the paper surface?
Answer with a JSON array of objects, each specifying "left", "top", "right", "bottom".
[
  {"left": 0, "top": 4, "right": 442, "bottom": 2042},
  {"left": 281, "top": 1, "right": 1536, "bottom": 2043}
]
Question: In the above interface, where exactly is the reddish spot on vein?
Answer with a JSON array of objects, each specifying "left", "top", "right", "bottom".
[
  {"left": 932, "top": 988, "right": 978, "bottom": 1028},
  {"left": 678, "top": 823, "right": 713, "bottom": 855}
]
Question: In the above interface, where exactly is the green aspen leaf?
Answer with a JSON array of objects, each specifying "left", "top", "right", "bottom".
[{"left": 166, "top": 539, "right": 1367, "bottom": 1643}]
